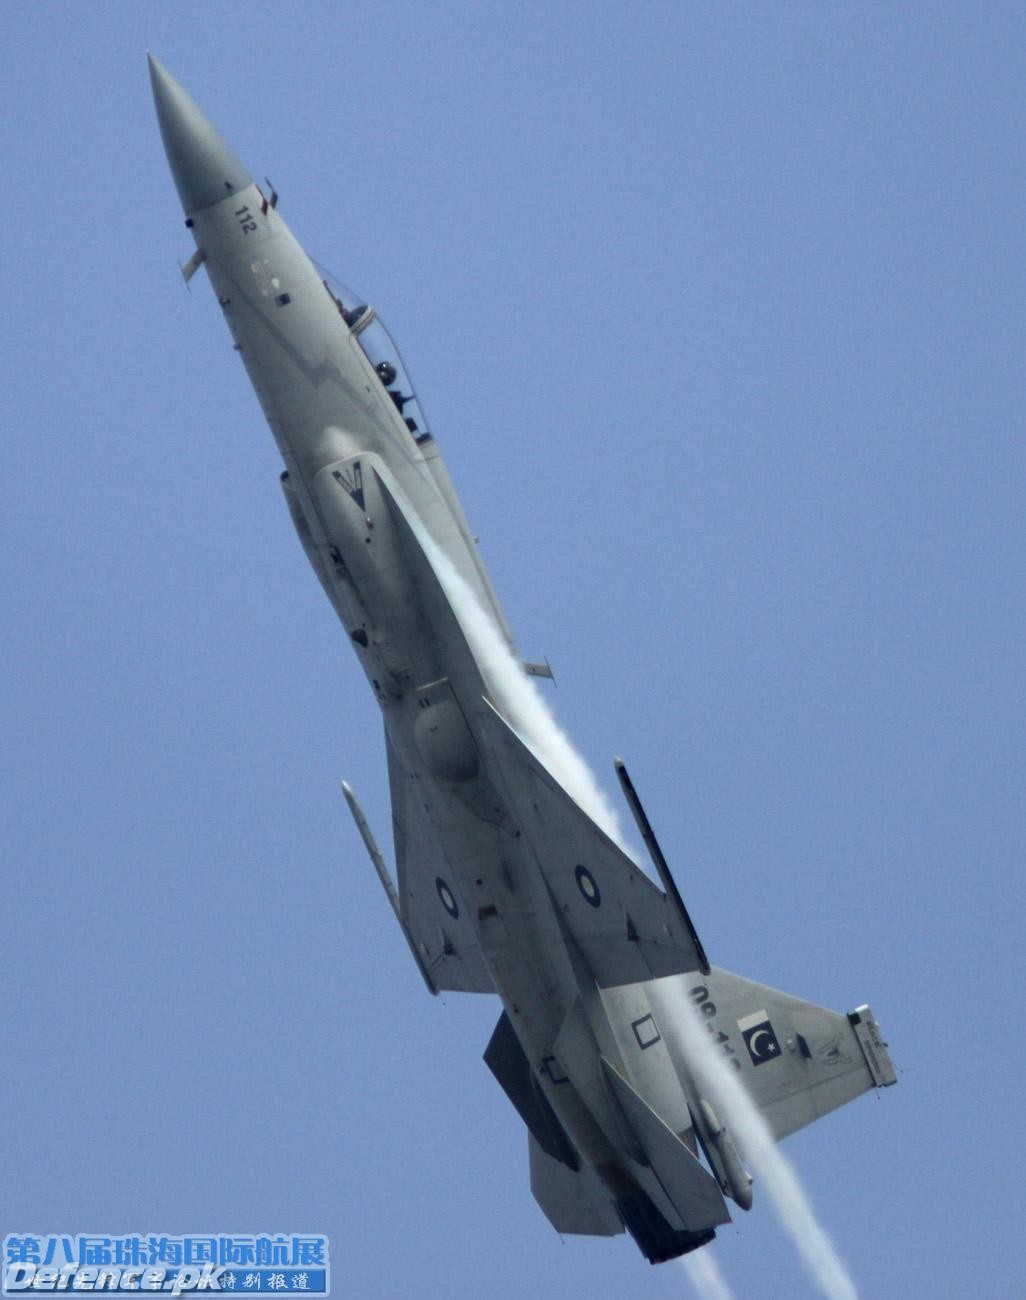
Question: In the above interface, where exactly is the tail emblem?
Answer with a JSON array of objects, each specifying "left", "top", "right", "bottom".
[{"left": 737, "top": 1010, "right": 782, "bottom": 1066}]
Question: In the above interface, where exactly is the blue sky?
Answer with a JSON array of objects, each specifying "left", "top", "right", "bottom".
[{"left": 3, "top": 4, "right": 1024, "bottom": 1297}]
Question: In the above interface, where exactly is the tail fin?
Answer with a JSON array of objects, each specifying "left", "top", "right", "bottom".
[{"left": 692, "top": 968, "right": 896, "bottom": 1141}]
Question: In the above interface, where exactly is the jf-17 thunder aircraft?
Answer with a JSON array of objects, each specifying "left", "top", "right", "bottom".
[{"left": 150, "top": 56, "right": 896, "bottom": 1266}]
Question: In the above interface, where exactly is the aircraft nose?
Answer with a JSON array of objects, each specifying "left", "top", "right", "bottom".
[{"left": 148, "top": 54, "right": 253, "bottom": 214}]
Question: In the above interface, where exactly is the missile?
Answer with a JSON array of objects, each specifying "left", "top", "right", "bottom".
[{"left": 340, "top": 781, "right": 438, "bottom": 996}]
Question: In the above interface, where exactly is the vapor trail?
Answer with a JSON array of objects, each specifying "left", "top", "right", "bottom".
[
  {"left": 680, "top": 1247, "right": 736, "bottom": 1300},
  {"left": 424, "top": 538, "right": 628, "bottom": 848},
  {"left": 648, "top": 981, "right": 859, "bottom": 1300}
]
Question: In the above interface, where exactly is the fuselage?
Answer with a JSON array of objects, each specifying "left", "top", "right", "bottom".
[
  {"left": 151, "top": 60, "right": 898, "bottom": 1270},
  {"left": 171, "top": 113, "right": 640, "bottom": 1179},
  {"left": 150, "top": 58, "right": 745, "bottom": 1259}
]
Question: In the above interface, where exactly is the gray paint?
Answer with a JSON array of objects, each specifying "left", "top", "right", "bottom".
[{"left": 151, "top": 58, "right": 895, "bottom": 1267}]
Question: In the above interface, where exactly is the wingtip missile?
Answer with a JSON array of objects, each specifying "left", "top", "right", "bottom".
[
  {"left": 340, "top": 781, "right": 438, "bottom": 996},
  {"left": 615, "top": 757, "right": 710, "bottom": 975}
]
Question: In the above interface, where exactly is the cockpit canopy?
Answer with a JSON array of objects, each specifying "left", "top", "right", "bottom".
[{"left": 318, "top": 266, "right": 430, "bottom": 443}]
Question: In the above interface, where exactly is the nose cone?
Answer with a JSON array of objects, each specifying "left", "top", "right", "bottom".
[{"left": 148, "top": 55, "right": 253, "bottom": 214}]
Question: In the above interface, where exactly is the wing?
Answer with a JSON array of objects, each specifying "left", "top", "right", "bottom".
[
  {"left": 475, "top": 701, "right": 707, "bottom": 987},
  {"left": 387, "top": 731, "right": 495, "bottom": 994}
]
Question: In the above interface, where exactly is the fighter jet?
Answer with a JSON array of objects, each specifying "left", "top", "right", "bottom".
[{"left": 149, "top": 56, "right": 896, "bottom": 1265}]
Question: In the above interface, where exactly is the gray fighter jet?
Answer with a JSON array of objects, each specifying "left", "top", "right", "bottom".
[{"left": 150, "top": 57, "right": 896, "bottom": 1265}]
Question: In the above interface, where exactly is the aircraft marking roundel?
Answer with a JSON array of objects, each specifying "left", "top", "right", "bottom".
[
  {"left": 436, "top": 877, "right": 459, "bottom": 918},
  {"left": 574, "top": 864, "right": 601, "bottom": 908}
]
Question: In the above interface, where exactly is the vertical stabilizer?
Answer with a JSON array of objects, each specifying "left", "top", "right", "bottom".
[{"left": 676, "top": 969, "right": 896, "bottom": 1142}]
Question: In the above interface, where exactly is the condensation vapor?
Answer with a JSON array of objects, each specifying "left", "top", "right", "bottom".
[
  {"left": 648, "top": 981, "right": 859, "bottom": 1300},
  {"left": 679, "top": 1247, "right": 736, "bottom": 1300},
  {"left": 424, "top": 539, "right": 628, "bottom": 849}
]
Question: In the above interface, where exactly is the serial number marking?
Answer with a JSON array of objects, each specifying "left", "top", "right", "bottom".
[
  {"left": 689, "top": 984, "right": 742, "bottom": 1071},
  {"left": 235, "top": 204, "right": 258, "bottom": 234}
]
